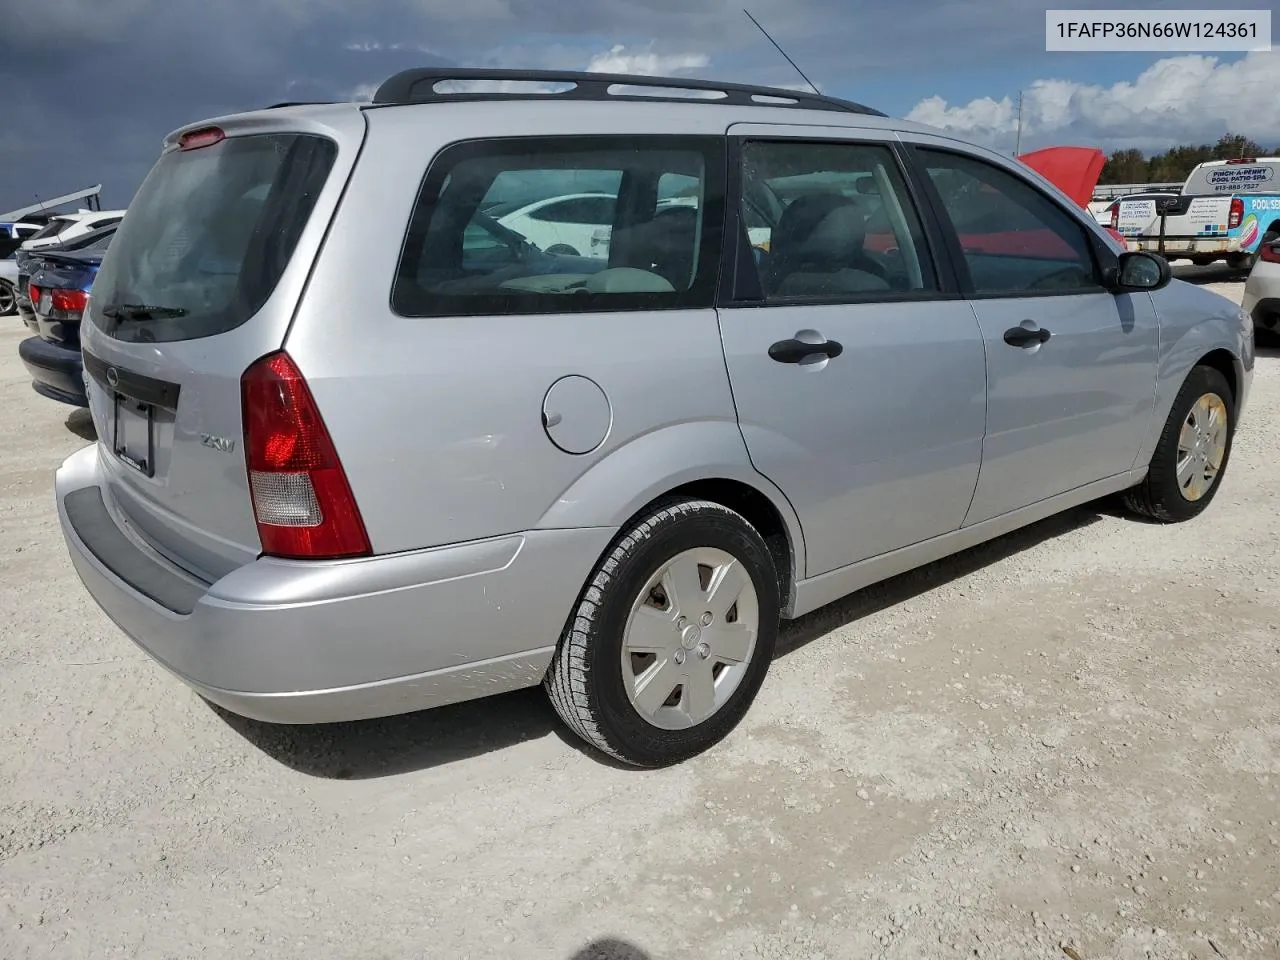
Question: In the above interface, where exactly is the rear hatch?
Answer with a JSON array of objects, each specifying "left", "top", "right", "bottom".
[{"left": 80, "top": 109, "right": 363, "bottom": 582}]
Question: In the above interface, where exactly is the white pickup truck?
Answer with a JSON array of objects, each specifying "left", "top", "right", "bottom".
[{"left": 1117, "top": 157, "right": 1280, "bottom": 269}]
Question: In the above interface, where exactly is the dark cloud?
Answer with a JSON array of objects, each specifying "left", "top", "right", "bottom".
[{"left": 2, "top": 0, "right": 1268, "bottom": 211}]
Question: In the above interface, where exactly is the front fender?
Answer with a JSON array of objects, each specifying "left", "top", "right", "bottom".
[
  {"left": 534, "top": 419, "right": 807, "bottom": 578},
  {"left": 1134, "top": 284, "right": 1253, "bottom": 469}
]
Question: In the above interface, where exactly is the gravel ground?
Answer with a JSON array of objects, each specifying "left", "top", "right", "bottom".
[{"left": 1, "top": 268, "right": 1277, "bottom": 960}]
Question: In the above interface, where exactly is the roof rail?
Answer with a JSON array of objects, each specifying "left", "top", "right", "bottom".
[{"left": 371, "top": 68, "right": 887, "bottom": 118}]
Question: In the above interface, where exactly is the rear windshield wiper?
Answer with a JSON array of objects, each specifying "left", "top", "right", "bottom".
[{"left": 101, "top": 303, "right": 188, "bottom": 321}]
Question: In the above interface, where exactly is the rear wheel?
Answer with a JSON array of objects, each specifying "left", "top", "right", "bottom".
[
  {"left": 0, "top": 281, "right": 15, "bottom": 317},
  {"left": 545, "top": 498, "right": 780, "bottom": 767},
  {"left": 1123, "top": 365, "right": 1234, "bottom": 522}
]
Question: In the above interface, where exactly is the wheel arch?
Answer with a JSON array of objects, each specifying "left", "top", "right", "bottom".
[{"left": 535, "top": 421, "right": 806, "bottom": 616}]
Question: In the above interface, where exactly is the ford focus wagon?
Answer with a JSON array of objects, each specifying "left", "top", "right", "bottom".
[{"left": 55, "top": 68, "right": 1254, "bottom": 766}]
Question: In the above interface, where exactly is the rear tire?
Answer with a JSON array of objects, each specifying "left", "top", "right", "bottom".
[
  {"left": 545, "top": 498, "right": 780, "bottom": 767},
  {"left": 1123, "top": 365, "right": 1235, "bottom": 523},
  {"left": 0, "top": 281, "right": 15, "bottom": 317}
]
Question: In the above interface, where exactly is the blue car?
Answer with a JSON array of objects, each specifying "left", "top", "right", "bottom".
[{"left": 18, "top": 231, "right": 113, "bottom": 406}]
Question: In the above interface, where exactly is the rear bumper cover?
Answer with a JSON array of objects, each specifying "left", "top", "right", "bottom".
[
  {"left": 55, "top": 444, "right": 612, "bottom": 723},
  {"left": 18, "top": 335, "right": 86, "bottom": 406},
  {"left": 1125, "top": 237, "right": 1246, "bottom": 258}
]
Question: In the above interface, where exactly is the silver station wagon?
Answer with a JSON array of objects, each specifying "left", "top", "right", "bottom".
[{"left": 55, "top": 69, "right": 1254, "bottom": 767}]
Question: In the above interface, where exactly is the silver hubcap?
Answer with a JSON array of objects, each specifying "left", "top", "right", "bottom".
[
  {"left": 1176, "top": 392, "right": 1228, "bottom": 502},
  {"left": 0, "top": 286, "right": 13, "bottom": 315},
  {"left": 620, "top": 547, "right": 759, "bottom": 730}
]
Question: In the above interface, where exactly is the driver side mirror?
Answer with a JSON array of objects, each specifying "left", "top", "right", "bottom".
[{"left": 1105, "top": 251, "right": 1172, "bottom": 293}]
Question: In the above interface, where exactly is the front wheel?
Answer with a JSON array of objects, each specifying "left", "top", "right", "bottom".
[
  {"left": 545, "top": 498, "right": 780, "bottom": 767},
  {"left": 0, "top": 281, "right": 15, "bottom": 317},
  {"left": 1123, "top": 365, "right": 1235, "bottom": 522}
]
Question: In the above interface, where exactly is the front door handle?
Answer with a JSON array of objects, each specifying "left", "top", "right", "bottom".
[
  {"left": 1003, "top": 324, "right": 1052, "bottom": 348},
  {"left": 768, "top": 336, "right": 844, "bottom": 364}
]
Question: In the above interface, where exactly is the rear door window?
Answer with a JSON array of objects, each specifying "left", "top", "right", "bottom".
[
  {"left": 392, "top": 135, "right": 726, "bottom": 317},
  {"left": 89, "top": 132, "right": 337, "bottom": 343}
]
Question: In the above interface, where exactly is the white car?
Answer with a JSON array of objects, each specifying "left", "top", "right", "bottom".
[
  {"left": 21, "top": 210, "right": 127, "bottom": 252},
  {"left": 494, "top": 193, "right": 616, "bottom": 259},
  {"left": 0, "top": 257, "right": 17, "bottom": 316},
  {"left": 1242, "top": 235, "right": 1280, "bottom": 339}
]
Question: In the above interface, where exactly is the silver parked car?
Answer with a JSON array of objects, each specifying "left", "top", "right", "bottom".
[
  {"left": 55, "top": 69, "right": 1254, "bottom": 767},
  {"left": 1242, "top": 234, "right": 1280, "bottom": 340}
]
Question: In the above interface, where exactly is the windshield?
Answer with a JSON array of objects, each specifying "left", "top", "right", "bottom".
[{"left": 89, "top": 132, "right": 336, "bottom": 343}]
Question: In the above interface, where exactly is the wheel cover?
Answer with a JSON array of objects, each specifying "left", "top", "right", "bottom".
[
  {"left": 1176, "top": 392, "right": 1228, "bottom": 502},
  {"left": 620, "top": 547, "right": 760, "bottom": 731},
  {"left": 0, "top": 286, "right": 13, "bottom": 315}
]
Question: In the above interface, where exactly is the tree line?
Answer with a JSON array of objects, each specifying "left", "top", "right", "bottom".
[{"left": 1099, "top": 134, "right": 1278, "bottom": 185}]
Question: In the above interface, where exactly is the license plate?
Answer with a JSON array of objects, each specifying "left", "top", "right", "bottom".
[{"left": 113, "top": 394, "right": 156, "bottom": 477}]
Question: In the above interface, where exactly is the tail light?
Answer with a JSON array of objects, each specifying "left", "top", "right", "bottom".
[
  {"left": 1108, "top": 202, "right": 1119, "bottom": 230},
  {"left": 1228, "top": 198, "right": 1244, "bottom": 230},
  {"left": 179, "top": 126, "right": 225, "bottom": 151},
  {"left": 240, "top": 351, "right": 371, "bottom": 560},
  {"left": 1261, "top": 241, "right": 1280, "bottom": 264},
  {"left": 51, "top": 289, "right": 89, "bottom": 314},
  {"left": 27, "top": 283, "right": 40, "bottom": 304}
]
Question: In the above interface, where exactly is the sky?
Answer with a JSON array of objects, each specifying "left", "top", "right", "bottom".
[{"left": 1, "top": 0, "right": 1279, "bottom": 213}]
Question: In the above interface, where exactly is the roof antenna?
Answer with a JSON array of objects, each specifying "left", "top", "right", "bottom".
[{"left": 743, "top": 8, "right": 821, "bottom": 95}]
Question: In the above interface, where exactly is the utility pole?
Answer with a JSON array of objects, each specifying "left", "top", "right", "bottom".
[{"left": 1014, "top": 90, "right": 1024, "bottom": 156}]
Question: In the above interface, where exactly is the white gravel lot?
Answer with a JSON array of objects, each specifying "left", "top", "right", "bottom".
[{"left": 1, "top": 267, "right": 1277, "bottom": 960}]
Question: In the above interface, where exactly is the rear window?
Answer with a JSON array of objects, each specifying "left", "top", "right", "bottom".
[
  {"left": 25, "top": 218, "right": 75, "bottom": 243},
  {"left": 89, "top": 132, "right": 337, "bottom": 343}
]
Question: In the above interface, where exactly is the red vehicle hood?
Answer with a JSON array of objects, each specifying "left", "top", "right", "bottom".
[
  {"left": 1018, "top": 145, "right": 1126, "bottom": 247},
  {"left": 1018, "top": 146, "right": 1106, "bottom": 208}
]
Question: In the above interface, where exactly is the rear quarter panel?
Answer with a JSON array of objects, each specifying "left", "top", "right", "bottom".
[{"left": 288, "top": 102, "right": 781, "bottom": 561}]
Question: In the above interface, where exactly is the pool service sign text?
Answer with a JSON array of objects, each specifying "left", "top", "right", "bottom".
[{"left": 1204, "top": 166, "right": 1276, "bottom": 193}]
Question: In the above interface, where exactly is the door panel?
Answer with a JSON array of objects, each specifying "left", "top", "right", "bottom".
[
  {"left": 909, "top": 143, "right": 1160, "bottom": 525},
  {"left": 720, "top": 302, "right": 987, "bottom": 576},
  {"left": 718, "top": 129, "right": 986, "bottom": 578},
  {"left": 961, "top": 292, "right": 1159, "bottom": 524}
]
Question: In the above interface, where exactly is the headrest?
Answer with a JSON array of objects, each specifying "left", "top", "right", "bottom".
[{"left": 770, "top": 193, "right": 867, "bottom": 264}]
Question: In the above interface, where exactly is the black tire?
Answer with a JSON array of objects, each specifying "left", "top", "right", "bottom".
[
  {"left": 1123, "top": 365, "right": 1235, "bottom": 522},
  {"left": 0, "top": 281, "right": 15, "bottom": 317},
  {"left": 545, "top": 498, "right": 780, "bottom": 767},
  {"left": 545, "top": 244, "right": 579, "bottom": 256}
]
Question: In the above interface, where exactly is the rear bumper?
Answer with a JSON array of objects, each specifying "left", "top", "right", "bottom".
[
  {"left": 1248, "top": 297, "right": 1280, "bottom": 330},
  {"left": 18, "top": 335, "right": 86, "bottom": 406},
  {"left": 55, "top": 444, "right": 613, "bottom": 724},
  {"left": 1126, "top": 237, "right": 1244, "bottom": 258}
]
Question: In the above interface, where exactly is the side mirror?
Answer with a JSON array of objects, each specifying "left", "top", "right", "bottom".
[{"left": 1106, "top": 251, "right": 1172, "bottom": 293}]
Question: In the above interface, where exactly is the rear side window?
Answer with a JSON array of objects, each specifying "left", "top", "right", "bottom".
[
  {"left": 90, "top": 133, "right": 336, "bottom": 343},
  {"left": 392, "top": 135, "right": 726, "bottom": 318}
]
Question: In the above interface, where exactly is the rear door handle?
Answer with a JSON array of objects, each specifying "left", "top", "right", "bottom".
[
  {"left": 768, "top": 336, "right": 844, "bottom": 364},
  {"left": 1003, "top": 324, "right": 1052, "bottom": 348}
]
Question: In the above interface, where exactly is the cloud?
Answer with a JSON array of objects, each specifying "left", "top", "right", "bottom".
[
  {"left": 584, "top": 44, "right": 709, "bottom": 76},
  {"left": 907, "top": 50, "right": 1280, "bottom": 153}
]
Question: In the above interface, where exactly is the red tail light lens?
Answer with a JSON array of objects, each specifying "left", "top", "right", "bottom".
[
  {"left": 1228, "top": 198, "right": 1244, "bottom": 230},
  {"left": 1261, "top": 241, "right": 1280, "bottom": 264},
  {"left": 51, "top": 289, "right": 89, "bottom": 313},
  {"left": 241, "top": 351, "right": 371, "bottom": 560},
  {"left": 27, "top": 283, "right": 41, "bottom": 304},
  {"left": 1108, "top": 202, "right": 1119, "bottom": 230}
]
